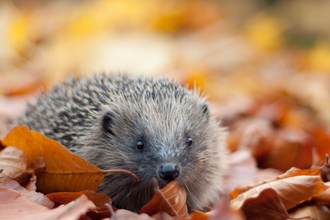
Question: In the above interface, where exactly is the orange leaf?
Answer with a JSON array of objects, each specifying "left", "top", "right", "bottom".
[
  {"left": 231, "top": 175, "right": 328, "bottom": 210},
  {"left": 259, "top": 128, "right": 314, "bottom": 171},
  {"left": 190, "top": 210, "right": 210, "bottom": 220},
  {"left": 310, "top": 125, "right": 330, "bottom": 164},
  {"left": 140, "top": 179, "right": 188, "bottom": 217},
  {"left": 312, "top": 181, "right": 330, "bottom": 205},
  {"left": 289, "top": 204, "right": 329, "bottom": 219},
  {"left": 46, "top": 190, "right": 111, "bottom": 208},
  {"left": 2, "top": 126, "right": 137, "bottom": 194},
  {"left": 231, "top": 166, "right": 323, "bottom": 199},
  {"left": 241, "top": 188, "right": 290, "bottom": 220}
]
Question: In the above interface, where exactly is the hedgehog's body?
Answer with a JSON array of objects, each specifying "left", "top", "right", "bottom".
[{"left": 13, "top": 74, "right": 227, "bottom": 212}]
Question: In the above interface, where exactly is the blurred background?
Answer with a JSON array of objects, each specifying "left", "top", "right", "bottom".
[{"left": 1, "top": 0, "right": 330, "bottom": 139}]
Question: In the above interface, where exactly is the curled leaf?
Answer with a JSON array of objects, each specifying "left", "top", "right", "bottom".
[
  {"left": 240, "top": 188, "right": 290, "bottom": 220},
  {"left": 231, "top": 175, "right": 328, "bottom": 210},
  {"left": 0, "top": 146, "right": 33, "bottom": 185},
  {"left": 231, "top": 166, "right": 325, "bottom": 199},
  {"left": 140, "top": 179, "right": 188, "bottom": 217}
]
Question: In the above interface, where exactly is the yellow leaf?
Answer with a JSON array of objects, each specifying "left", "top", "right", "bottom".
[
  {"left": 307, "top": 41, "right": 330, "bottom": 73},
  {"left": 244, "top": 12, "right": 284, "bottom": 51}
]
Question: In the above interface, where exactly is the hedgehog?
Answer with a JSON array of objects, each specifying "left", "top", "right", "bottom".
[{"left": 12, "top": 73, "right": 227, "bottom": 212}]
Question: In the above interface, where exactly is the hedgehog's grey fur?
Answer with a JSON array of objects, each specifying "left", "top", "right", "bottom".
[{"left": 13, "top": 73, "right": 227, "bottom": 212}]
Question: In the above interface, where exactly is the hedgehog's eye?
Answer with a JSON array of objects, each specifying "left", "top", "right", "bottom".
[
  {"left": 137, "top": 140, "right": 144, "bottom": 150},
  {"left": 186, "top": 138, "right": 193, "bottom": 146}
]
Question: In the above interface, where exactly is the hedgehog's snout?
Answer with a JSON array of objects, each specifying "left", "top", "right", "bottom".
[{"left": 158, "top": 162, "right": 179, "bottom": 181}]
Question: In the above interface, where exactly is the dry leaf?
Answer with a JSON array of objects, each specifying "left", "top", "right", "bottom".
[
  {"left": 46, "top": 190, "right": 114, "bottom": 219},
  {"left": 312, "top": 182, "right": 330, "bottom": 205},
  {"left": 259, "top": 128, "right": 314, "bottom": 171},
  {"left": 1, "top": 180, "right": 54, "bottom": 208},
  {"left": 0, "top": 187, "right": 96, "bottom": 220},
  {"left": 310, "top": 126, "right": 330, "bottom": 165},
  {"left": 240, "top": 188, "right": 290, "bottom": 220},
  {"left": 231, "top": 175, "right": 328, "bottom": 210},
  {"left": 140, "top": 179, "right": 188, "bottom": 218},
  {"left": 2, "top": 126, "right": 138, "bottom": 194},
  {"left": 233, "top": 118, "right": 276, "bottom": 158},
  {"left": 230, "top": 166, "right": 323, "bottom": 199},
  {"left": 47, "top": 190, "right": 112, "bottom": 208},
  {"left": 0, "top": 146, "right": 33, "bottom": 185},
  {"left": 289, "top": 204, "right": 330, "bottom": 220},
  {"left": 0, "top": 186, "right": 50, "bottom": 219}
]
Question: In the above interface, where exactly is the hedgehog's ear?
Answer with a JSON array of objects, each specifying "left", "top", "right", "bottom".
[
  {"left": 201, "top": 103, "right": 210, "bottom": 121},
  {"left": 102, "top": 111, "right": 115, "bottom": 136}
]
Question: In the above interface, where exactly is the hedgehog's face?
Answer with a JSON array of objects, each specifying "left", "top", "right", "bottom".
[{"left": 93, "top": 97, "right": 225, "bottom": 211}]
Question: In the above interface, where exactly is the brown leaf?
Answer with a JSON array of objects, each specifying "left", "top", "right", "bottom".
[
  {"left": 312, "top": 182, "right": 330, "bottom": 205},
  {"left": 46, "top": 190, "right": 115, "bottom": 219},
  {"left": 2, "top": 126, "right": 138, "bottom": 194},
  {"left": 0, "top": 187, "right": 96, "bottom": 220},
  {"left": 0, "top": 146, "right": 33, "bottom": 185},
  {"left": 231, "top": 118, "right": 276, "bottom": 158},
  {"left": 231, "top": 175, "right": 328, "bottom": 210},
  {"left": 231, "top": 165, "right": 323, "bottom": 199},
  {"left": 259, "top": 128, "right": 314, "bottom": 171},
  {"left": 277, "top": 166, "right": 323, "bottom": 178},
  {"left": 140, "top": 179, "right": 188, "bottom": 218},
  {"left": 309, "top": 125, "right": 330, "bottom": 165},
  {"left": 1, "top": 180, "right": 54, "bottom": 208},
  {"left": 289, "top": 204, "right": 330, "bottom": 220},
  {"left": 240, "top": 188, "right": 290, "bottom": 220}
]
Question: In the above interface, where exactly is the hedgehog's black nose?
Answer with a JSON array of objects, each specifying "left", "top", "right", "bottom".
[{"left": 158, "top": 163, "right": 179, "bottom": 181}]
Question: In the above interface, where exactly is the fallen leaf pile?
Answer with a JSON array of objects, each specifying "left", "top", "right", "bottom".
[
  {"left": 0, "top": 126, "right": 190, "bottom": 219},
  {"left": 219, "top": 95, "right": 330, "bottom": 219},
  {"left": 2, "top": 103, "right": 330, "bottom": 219},
  {"left": 222, "top": 96, "right": 329, "bottom": 171}
]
